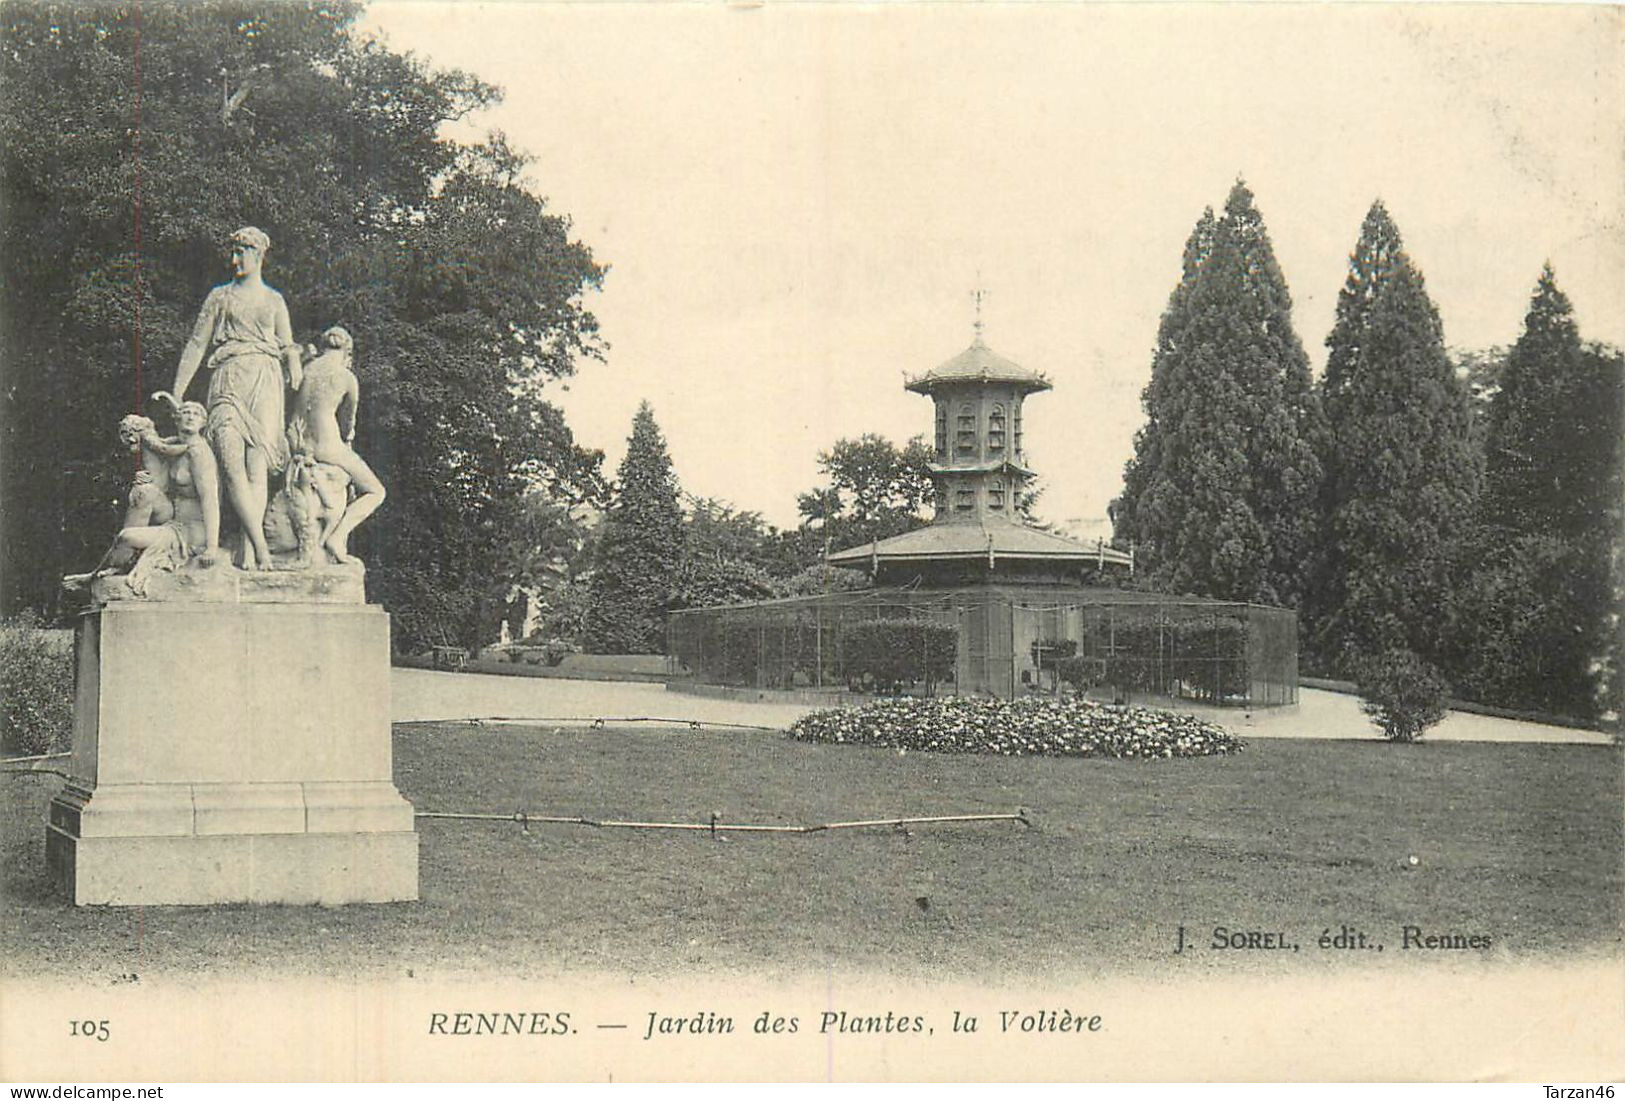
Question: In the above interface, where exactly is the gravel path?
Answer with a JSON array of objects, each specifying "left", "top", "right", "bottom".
[
  {"left": 392, "top": 668, "right": 812, "bottom": 730},
  {"left": 391, "top": 669, "right": 1613, "bottom": 745}
]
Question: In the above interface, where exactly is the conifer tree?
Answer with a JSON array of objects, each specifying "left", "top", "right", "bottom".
[
  {"left": 1484, "top": 266, "right": 1608, "bottom": 538},
  {"left": 1308, "top": 200, "right": 1408, "bottom": 664},
  {"left": 582, "top": 403, "right": 685, "bottom": 654},
  {"left": 1115, "top": 182, "right": 1324, "bottom": 607},
  {"left": 1318, "top": 226, "right": 1478, "bottom": 671},
  {"left": 1321, "top": 202, "right": 1407, "bottom": 420},
  {"left": 1116, "top": 207, "right": 1214, "bottom": 550},
  {"left": 1450, "top": 270, "right": 1623, "bottom": 719}
]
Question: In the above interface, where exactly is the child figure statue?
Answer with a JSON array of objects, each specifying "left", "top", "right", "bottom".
[
  {"left": 64, "top": 397, "right": 221, "bottom": 597},
  {"left": 285, "top": 326, "right": 385, "bottom": 564}
]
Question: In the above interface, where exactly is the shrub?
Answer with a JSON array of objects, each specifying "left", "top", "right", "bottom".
[
  {"left": 713, "top": 620, "right": 771, "bottom": 685},
  {"left": 1358, "top": 649, "right": 1450, "bottom": 742},
  {"left": 0, "top": 614, "right": 74, "bottom": 757},
  {"left": 789, "top": 695, "right": 1243, "bottom": 759},
  {"left": 1054, "top": 654, "right": 1107, "bottom": 692},
  {"left": 1073, "top": 615, "right": 1251, "bottom": 703},
  {"left": 1444, "top": 530, "right": 1606, "bottom": 723},
  {"left": 839, "top": 619, "right": 956, "bottom": 694}
]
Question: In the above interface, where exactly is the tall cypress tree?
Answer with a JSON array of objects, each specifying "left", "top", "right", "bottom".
[
  {"left": 1318, "top": 219, "right": 1478, "bottom": 671},
  {"left": 1321, "top": 202, "right": 1407, "bottom": 421},
  {"left": 1115, "top": 181, "right": 1324, "bottom": 607},
  {"left": 1307, "top": 200, "right": 1408, "bottom": 664},
  {"left": 1484, "top": 266, "right": 1605, "bottom": 537},
  {"left": 1116, "top": 207, "right": 1214, "bottom": 553},
  {"left": 582, "top": 402, "right": 685, "bottom": 654}
]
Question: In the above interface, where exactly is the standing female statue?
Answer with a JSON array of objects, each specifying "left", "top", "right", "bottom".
[{"left": 170, "top": 226, "right": 301, "bottom": 570}]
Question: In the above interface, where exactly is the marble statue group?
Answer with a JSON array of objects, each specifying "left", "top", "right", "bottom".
[
  {"left": 49, "top": 228, "right": 417, "bottom": 909},
  {"left": 67, "top": 226, "right": 384, "bottom": 596}
]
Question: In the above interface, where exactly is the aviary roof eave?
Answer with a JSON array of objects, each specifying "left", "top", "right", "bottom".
[
  {"left": 903, "top": 337, "right": 1053, "bottom": 395},
  {"left": 826, "top": 522, "right": 1133, "bottom": 567}
]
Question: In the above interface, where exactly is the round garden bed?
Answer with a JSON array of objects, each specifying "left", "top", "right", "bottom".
[{"left": 788, "top": 695, "right": 1244, "bottom": 759}]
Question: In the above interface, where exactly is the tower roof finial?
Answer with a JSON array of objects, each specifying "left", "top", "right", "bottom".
[{"left": 971, "top": 282, "right": 987, "bottom": 344}]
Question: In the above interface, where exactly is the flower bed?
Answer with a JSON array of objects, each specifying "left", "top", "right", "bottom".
[{"left": 787, "top": 696, "right": 1244, "bottom": 759}]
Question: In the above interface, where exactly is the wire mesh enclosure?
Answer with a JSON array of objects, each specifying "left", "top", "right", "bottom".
[{"left": 667, "top": 587, "right": 1297, "bottom": 707}]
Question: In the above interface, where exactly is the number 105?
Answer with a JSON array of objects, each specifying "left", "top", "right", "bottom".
[{"left": 71, "top": 1020, "right": 110, "bottom": 1041}]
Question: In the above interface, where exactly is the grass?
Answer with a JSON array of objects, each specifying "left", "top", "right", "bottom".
[{"left": 3, "top": 726, "right": 1619, "bottom": 982}]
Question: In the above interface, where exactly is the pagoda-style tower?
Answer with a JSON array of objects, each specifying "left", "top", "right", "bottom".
[
  {"left": 912, "top": 333, "right": 1049, "bottom": 527},
  {"left": 827, "top": 329, "right": 1133, "bottom": 587}
]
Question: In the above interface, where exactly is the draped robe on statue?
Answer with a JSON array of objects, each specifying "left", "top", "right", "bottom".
[{"left": 186, "top": 282, "right": 293, "bottom": 474}]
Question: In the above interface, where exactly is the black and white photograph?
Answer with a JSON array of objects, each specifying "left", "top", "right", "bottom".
[{"left": 1, "top": 0, "right": 1620, "bottom": 1085}]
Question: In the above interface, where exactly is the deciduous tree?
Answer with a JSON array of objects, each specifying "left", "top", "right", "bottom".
[
  {"left": 0, "top": 3, "right": 607, "bottom": 651},
  {"left": 795, "top": 433, "right": 934, "bottom": 565}
]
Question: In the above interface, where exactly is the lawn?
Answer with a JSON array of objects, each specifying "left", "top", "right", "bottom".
[{"left": 3, "top": 726, "right": 1619, "bottom": 982}]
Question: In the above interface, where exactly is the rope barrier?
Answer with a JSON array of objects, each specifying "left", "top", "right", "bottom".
[
  {"left": 414, "top": 808, "right": 1032, "bottom": 835},
  {"left": 3, "top": 752, "right": 74, "bottom": 781}
]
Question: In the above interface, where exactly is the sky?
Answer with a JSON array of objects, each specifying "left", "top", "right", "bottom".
[{"left": 363, "top": 2, "right": 1623, "bottom": 534}]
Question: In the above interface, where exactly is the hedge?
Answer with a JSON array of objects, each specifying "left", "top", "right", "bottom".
[
  {"left": 1, "top": 615, "right": 73, "bottom": 757},
  {"left": 838, "top": 619, "right": 956, "bottom": 694},
  {"left": 1054, "top": 617, "right": 1251, "bottom": 702}
]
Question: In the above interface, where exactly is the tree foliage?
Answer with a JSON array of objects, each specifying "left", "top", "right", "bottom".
[
  {"left": 791, "top": 433, "right": 933, "bottom": 567},
  {"left": 1114, "top": 182, "right": 1325, "bottom": 606},
  {"left": 1447, "top": 269, "right": 1623, "bottom": 721},
  {"left": 0, "top": 3, "right": 607, "bottom": 648},
  {"left": 581, "top": 403, "right": 683, "bottom": 653},
  {"left": 499, "top": 494, "right": 594, "bottom": 643},
  {"left": 1484, "top": 267, "right": 1618, "bottom": 541},
  {"left": 1443, "top": 531, "right": 1609, "bottom": 720},
  {"left": 668, "top": 496, "right": 779, "bottom": 611},
  {"left": 1313, "top": 207, "right": 1478, "bottom": 672}
]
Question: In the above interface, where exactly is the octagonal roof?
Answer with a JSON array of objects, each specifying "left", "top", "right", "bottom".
[
  {"left": 826, "top": 521, "right": 1132, "bottom": 569},
  {"left": 904, "top": 336, "right": 1052, "bottom": 395}
]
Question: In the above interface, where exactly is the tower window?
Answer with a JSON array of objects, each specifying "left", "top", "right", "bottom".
[
  {"left": 989, "top": 479, "right": 1005, "bottom": 510},
  {"left": 955, "top": 488, "right": 974, "bottom": 512},
  {"left": 988, "top": 404, "right": 1006, "bottom": 453},
  {"left": 956, "top": 403, "right": 976, "bottom": 454}
]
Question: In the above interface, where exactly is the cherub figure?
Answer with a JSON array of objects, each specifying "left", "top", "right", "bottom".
[
  {"left": 263, "top": 447, "right": 350, "bottom": 567},
  {"left": 65, "top": 398, "right": 221, "bottom": 596},
  {"left": 285, "top": 325, "right": 385, "bottom": 563},
  {"left": 117, "top": 413, "right": 176, "bottom": 534}
]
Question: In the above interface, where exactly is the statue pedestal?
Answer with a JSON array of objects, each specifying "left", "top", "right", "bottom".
[{"left": 47, "top": 586, "right": 418, "bottom": 905}]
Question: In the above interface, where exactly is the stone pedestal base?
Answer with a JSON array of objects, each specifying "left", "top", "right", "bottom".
[{"left": 48, "top": 599, "right": 418, "bottom": 906}]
